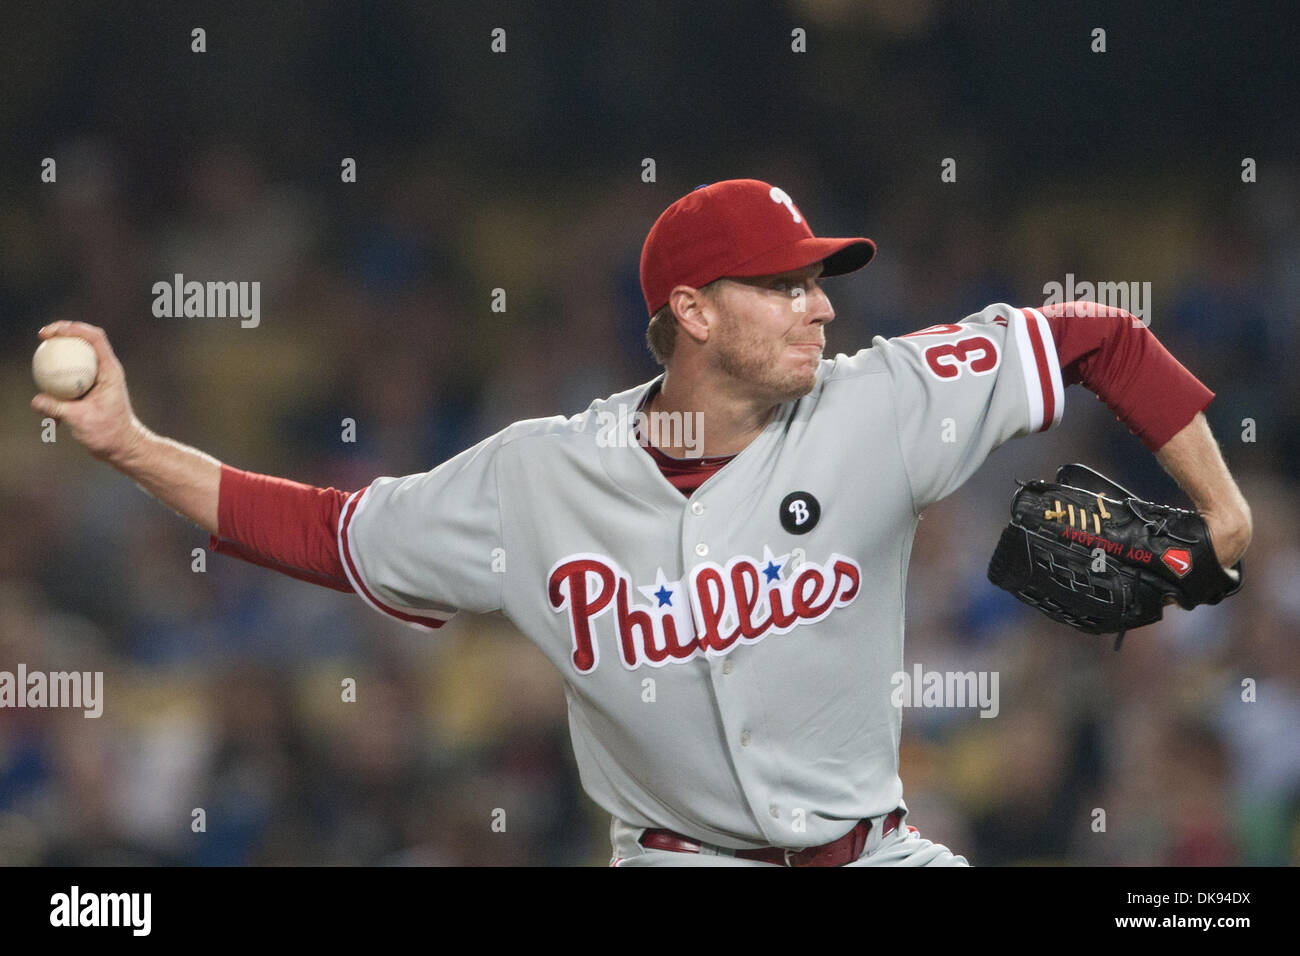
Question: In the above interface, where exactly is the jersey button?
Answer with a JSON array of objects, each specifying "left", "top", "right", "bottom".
[
  {"left": 722, "top": 659, "right": 733, "bottom": 675},
  {"left": 740, "top": 730, "right": 751, "bottom": 747},
  {"left": 769, "top": 805, "right": 780, "bottom": 819},
  {"left": 695, "top": 542, "right": 709, "bottom": 557},
  {"left": 690, "top": 501, "right": 705, "bottom": 515}
]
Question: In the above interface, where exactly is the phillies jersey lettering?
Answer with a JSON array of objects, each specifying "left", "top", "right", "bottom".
[
  {"left": 338, "top": 303, "right": 1064, "bottom": 849},
  {"left": 547, "top": 550, "right": 862, "bottom": 672}
]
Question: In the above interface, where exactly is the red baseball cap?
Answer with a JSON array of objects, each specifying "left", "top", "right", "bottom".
[{"left": 639, "top": 179, "right": 876, "bottom": 316}]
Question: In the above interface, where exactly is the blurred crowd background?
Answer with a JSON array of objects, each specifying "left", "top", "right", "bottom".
[{"left": 1, "top": 1, "right": 1297, "bottom": 865}]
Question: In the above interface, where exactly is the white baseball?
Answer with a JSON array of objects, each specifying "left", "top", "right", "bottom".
[{"left": 33, "top": 336, "right": 99, "bottom": 400}]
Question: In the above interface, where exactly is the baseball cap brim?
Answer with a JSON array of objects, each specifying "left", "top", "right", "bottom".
[{"left": 722, "top": 236, "right": 877, "bottom": 281}]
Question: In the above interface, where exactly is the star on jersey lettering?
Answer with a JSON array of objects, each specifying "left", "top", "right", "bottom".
[
  {"left": 638, "top": 568, "right": 680, "bottom": 608},
  {"left": 759, "top": 545, "right": 791, "bottom": 584}
]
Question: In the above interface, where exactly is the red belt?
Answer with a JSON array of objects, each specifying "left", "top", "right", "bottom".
[{"left": 639, "top": 810, "right": 902, "bottom": 867}]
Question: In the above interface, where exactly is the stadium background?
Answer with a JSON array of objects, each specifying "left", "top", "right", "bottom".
[{"left": 0, "top": 1, "right": 1297, "bottom": 865}]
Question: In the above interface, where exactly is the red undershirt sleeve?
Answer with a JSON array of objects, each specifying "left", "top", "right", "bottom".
[
  {"left": 1036, "top": 301, "right": 1214, "bottom": 451},
  {"left": 208, "top": 465, "right": 355, "bottom": 592}
]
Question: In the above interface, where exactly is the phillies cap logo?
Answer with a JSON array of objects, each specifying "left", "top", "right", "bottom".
[
  {"left": 769, "top": 186, "right": 802, "bottom": 223},
  {"left": 1161, "top": 548, "right": 1192, "bottom": 577}
]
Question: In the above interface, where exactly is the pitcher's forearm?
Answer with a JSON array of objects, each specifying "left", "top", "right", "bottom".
[
  {"left": 112, "top": 425, "right": 223, "bottom": 535},
  {"left": 1155, "top": 413, "right": 1248, "bottom": 515},
  {"left": 1155, "top": 412, "right": 1252, "bottom": 566}
]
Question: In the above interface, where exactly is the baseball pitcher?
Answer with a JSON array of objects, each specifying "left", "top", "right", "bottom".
[{"left": 32, "top": 179, "right": 1252, "bottom": 866}]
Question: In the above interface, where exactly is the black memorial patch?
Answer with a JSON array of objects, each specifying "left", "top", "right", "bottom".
[{"left": 779, "top": 491, "right": 821, "bottom": 534}]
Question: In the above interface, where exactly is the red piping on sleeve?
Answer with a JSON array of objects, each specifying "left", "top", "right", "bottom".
[
  {"left": 1021, "top": 309, "right": 1057, "bottom": 431},
  {"left": 336, "top": 489, "right": 448, "bottom": 628}
]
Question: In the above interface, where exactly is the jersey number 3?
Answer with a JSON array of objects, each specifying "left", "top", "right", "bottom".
[{"left": 902, "top": 326, "right": 999, "bottom": 380}]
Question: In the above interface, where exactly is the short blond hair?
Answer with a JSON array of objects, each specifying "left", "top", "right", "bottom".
[{"left": 645, "top": 279, "right": 721, "bottom": 366}]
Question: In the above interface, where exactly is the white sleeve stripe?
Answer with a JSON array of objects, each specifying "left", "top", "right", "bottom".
[
  {"left": 1010, "top": 310, "right": 1044, "bottom": 430},
  {"left": 1027, "top": 307, "right": 1066, "bottom": 430},
  {"left": 1013, "top": 308, "right": 1065, "bottom": 432},
  {"left": 337, "top": 487, "right": 453, "bottom": 632}
]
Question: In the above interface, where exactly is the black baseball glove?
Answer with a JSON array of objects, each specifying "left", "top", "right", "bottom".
[{"left": 987, "top": 463, "right": 1244, "bottom": 649}]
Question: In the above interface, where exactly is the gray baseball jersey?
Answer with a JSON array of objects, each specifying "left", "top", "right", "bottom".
[{"left": 338, "top": 303, "right": 1064, "bottom": 850}]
